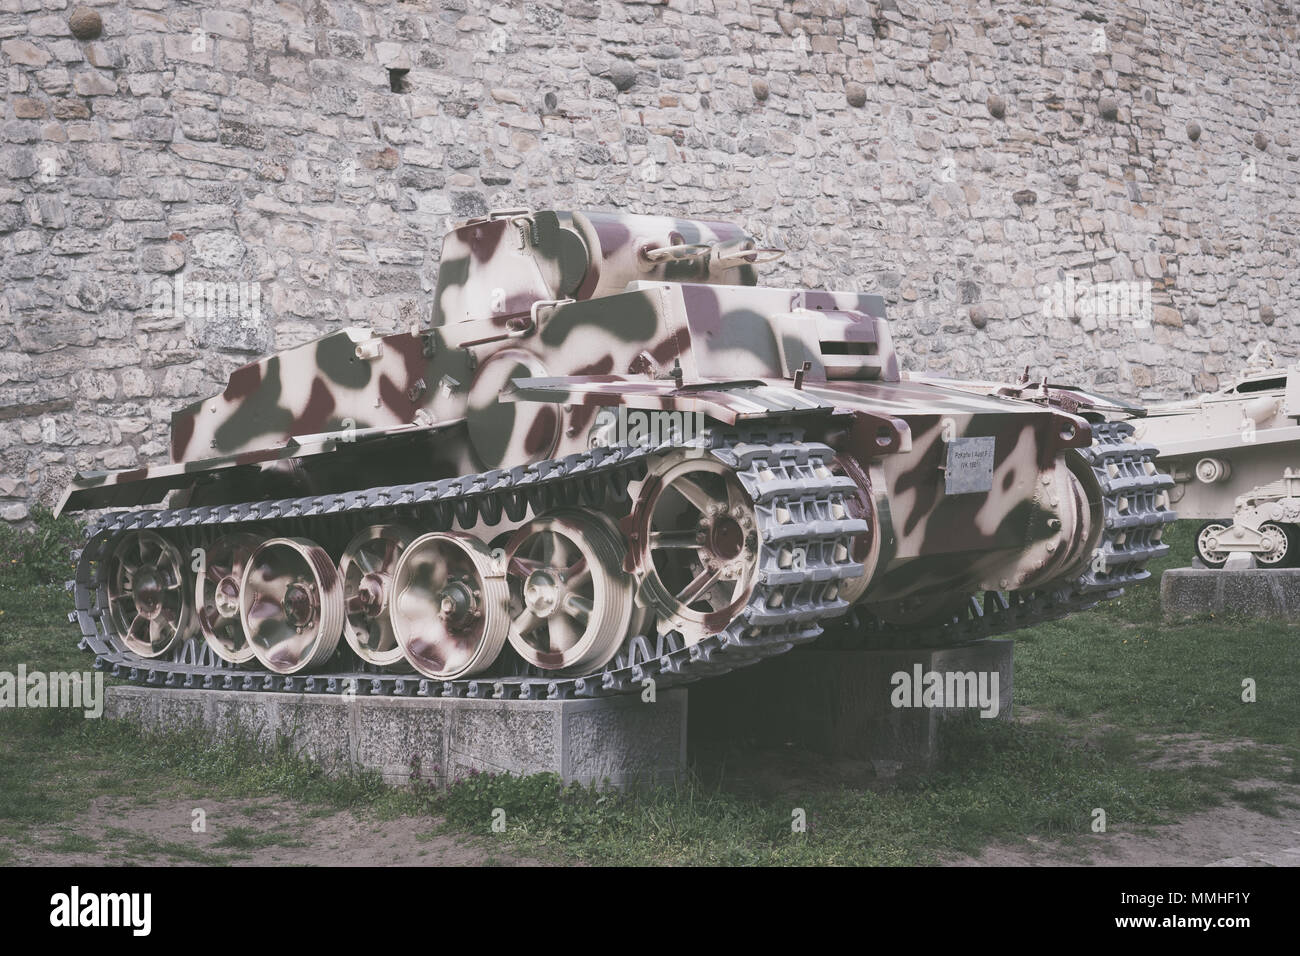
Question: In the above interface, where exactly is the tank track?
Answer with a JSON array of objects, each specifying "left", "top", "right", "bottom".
[
  {"left": 822, "top": 420, "right": 1176, "bottom": 647},
  {"left": 66, "top": 420, "right": 1174, "bottom": 696},
  {"left": 67, "top": 423, "right": 869, "bottom": 700}
]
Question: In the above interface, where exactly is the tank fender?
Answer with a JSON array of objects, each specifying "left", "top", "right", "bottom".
[{"left": 54, "top": 419, "right": 461, "bottom": 516}]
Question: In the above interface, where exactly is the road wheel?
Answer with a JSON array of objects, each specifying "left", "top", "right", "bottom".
[{"left": 1256, "top": 522, "right": 1297, "bottom": 568}]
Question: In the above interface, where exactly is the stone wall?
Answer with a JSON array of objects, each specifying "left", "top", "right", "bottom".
[{"left": 1, "top": 0, "right": 1296, "bottom": 522}]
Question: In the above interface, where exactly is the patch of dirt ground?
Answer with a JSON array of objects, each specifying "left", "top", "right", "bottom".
[
  {"left": 14, "top": 796, "right": 550, "bottom": 867},
  {"left": 952, "top": 733, "right": 1300, "bottom": 867},
  {"left": 949, "top": 793, "right": 1300, "bottom": 866},
  {"left": 709, "top": 732, "right": 1300, "bottom": 867}
]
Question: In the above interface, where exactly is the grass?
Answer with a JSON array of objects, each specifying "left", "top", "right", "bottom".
[
  {"left": 0, "top": 522, "right": 1297, "bottom": 865},
  {"left": 102, "top": 826, "right": 227, "bottom": 865},
  {"left": 1016, "top": 523, "right": 1300, "bottom": 743},
  {"left": 212, "top": 826, "right": 307, "bottom": 851},
  {"left": 413, "top": 718, "right": 1228, "bottom": 865}
]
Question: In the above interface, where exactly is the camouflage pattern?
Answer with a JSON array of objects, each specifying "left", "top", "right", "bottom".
[{"left": 61, "top": 207, "right": 1122, "bottom": 617}]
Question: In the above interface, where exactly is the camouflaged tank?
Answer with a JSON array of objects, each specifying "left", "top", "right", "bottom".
[{"left": 60, "top": 209, "right": 1176, "bottom": 700}]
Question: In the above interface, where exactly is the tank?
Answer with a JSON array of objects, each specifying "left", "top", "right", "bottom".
[
  {"left": 59, "top": 209, "right": 1176, "bottom": 700},
  {"left": 1133, "top": 343, "right": 1300, "bottom": 567}
]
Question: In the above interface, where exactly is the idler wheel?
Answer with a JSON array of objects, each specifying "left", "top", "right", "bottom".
[
  {"left": 339, "top": 524, "right": 416, "bottom": 667},
  {"left": 504, "top": 510, "right": 633, "bottom": 674},
  {"left": 390, "top": 532, "right": 509, "bottom": 680},
  {"left": 239, "top": 537, "right": 345, "bottom": 674},
  {"left": 195, "top": 532, "right": 261, "bottom": 664},
  {"left": 629, "top": 455, "right": 759, "bottom": 644},
  {"left": 1195, "top": 521, "right": 1230, "bottom": 569},
  {"left": 105, "top": 530, "right": 193, "bottom": 658}
]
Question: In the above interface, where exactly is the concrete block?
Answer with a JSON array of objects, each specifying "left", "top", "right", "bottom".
[
  {"left": 689, "top": 640, "right": 1013, "bottom": 769},
  {"left": 449, "top": 705, "right": 559, "bottom": 778},
  {"left": 355, "top": 701, "right": 446, "bottom": 781},
  {"left": 154, "top": 692, "right": 204, "bottom": 730},
  {"left": 563, "top": 697, "right": 691, "bottom": 783},
  {"left": 274, "top": 695, "right": 353, "bottom": 773},
  {"left": 105, "top": 686, "right": 687, "bottom": 788},
  {"left": 210, "top": 695, "right": 276, "bottom": 749},
  {"left": 1162, "top": 567, "right": 1300, "bottom": 621}
]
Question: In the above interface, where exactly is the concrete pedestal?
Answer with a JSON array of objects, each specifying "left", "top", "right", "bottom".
[
  {"left": 1161, "top": 567, "right": 1300, "bottom": 621},
  {"left": 105, "top": 685, "right": 687, "bottom": 788},
  {"left": 688, "top": 640, "right": 1014, "bottom": 769},
  {"left": 106, "top": 641, "right": 1013, "bottom": 784}
]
